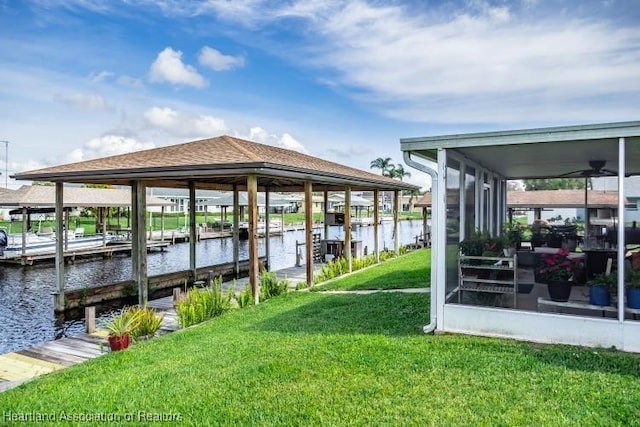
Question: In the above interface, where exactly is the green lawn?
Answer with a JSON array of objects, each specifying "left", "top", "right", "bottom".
[
  {"left": 1, "top": 253, "right": 639, "bottom": 425},
  {"left": 313, "top": 249, "right": 430, "bottom": 291}
]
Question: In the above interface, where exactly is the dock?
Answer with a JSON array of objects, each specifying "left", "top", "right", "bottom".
[
  {"left": 0, "top": 241, "right": 169, "bottom": 266},
  {"left": 0, "top": 264, "right": 309, "bottom": 393}
]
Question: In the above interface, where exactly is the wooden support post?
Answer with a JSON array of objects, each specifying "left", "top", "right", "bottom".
[
  {"left": 102, "top": 207, "right": 107, "bottom": 246},
  {"left": 324, "top": 191, "right": 330, "bottom": 239},
  {"left": 172, "top": 287, "right": 182, "bottom": 302},
  {"left": 374, "top": 189, "right": 380, "bottom": 263},
  {"left": 422, "top": 207, "right": 429, "bottom": 247},
  {"left": 64, "top": 208, "right": 70, "bottom": 251},
  {"left": 85, "top": 306, "right": 95, "bottom": 334},
  {"left": 189, "top": 181, "right": 197, "bottom": 281},
  {"left": 344, "top": 186, "right": 352, "bottom": 272},
  {"left": 265, "top": 186, "right": 271, "bottom": 270},
  {"left": 21, "top": 206, "right": 27, "bottom": 256},
  {"left": 54, "top": 183, "right": 65, "bottom": 312},
  {"left": 394, "top": 190, "right": 399, "bottom": 255},
  {"left": 132, "top": 181, "right": 148, "bottom": 306},
  {"left": 233, "top": 185, "right": 240, "bottom": 277},
  {"left": 305, "top": 181, "right": 314, "bottom": 286},
  {"left": 160, "top": 206, "right": 165, "bottom": 242},
  {"left": 248, "top": 175, "right": 259, "bottom": 303}
]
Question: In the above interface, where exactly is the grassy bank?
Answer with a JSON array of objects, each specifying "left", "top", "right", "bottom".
[
  {"left": 313, "top": 248, "right": 430, "bottom": 291},
  {"left": 1, "top": 253, "right": 639, "bottom": 425}
]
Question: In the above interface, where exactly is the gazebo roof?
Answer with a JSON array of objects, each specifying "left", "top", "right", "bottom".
[
  {"left": 14, "top": 135, "right": 418, "bottom": 192},
  {"left": 0, "top": 185, "right": 172, "bottom": 208}
]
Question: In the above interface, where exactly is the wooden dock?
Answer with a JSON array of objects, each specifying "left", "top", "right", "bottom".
[
  {"left": 0, "top": 302, "right": 180, "bottom": 393},
  {"left": 0, "top": 241, "right": 169, "bottom": 266},
  {"left": 0, "top": 264, "right": 309, "bottom": 393}
]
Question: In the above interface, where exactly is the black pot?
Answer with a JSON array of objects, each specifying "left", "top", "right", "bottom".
[{"left": 547, "top": 280, "right": 572, "bottom": 302}]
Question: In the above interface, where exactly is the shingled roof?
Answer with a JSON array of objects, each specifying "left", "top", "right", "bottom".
[
  {"left": 13, "top": 135, "right": 417, "bottom": 192},
  {"left": 0, "top": 185, "right": 172, "bottom": 208}
]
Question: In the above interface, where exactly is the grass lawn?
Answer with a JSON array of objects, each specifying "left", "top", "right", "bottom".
[
  {"left": 313, "top": 249, "right": 431, "bottom": 291},
  {"left": 1, "top": 252, "right": 639, "bottom": 425}
]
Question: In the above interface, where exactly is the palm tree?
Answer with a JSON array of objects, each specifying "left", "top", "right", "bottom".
[
  {"left": 370, "top": 157, "right": 393, "bottom": 177},
  {"left": 390, "top": 163, "right": 411, "bottom": 181}
]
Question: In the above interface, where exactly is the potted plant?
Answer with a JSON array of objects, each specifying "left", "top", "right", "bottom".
[
  {"left": 537, "top": 248, "right": 584, "bottom": 302},
  {"left": 103, "top": 307, "right": 140, "bottom": 351},
  {"left": 625, "top": 268, "right": 640, "bottom": 309},
  {"left": 587, "top": 272, "right": 616, "bottom": 306},
  {"left": 501, "top": 222, "right": 522, "bottom": 256}
]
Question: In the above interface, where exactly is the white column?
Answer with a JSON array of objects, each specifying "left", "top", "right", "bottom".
[
  {"left": 344, "top": 186, "right": 352, "bottom": 272},
  {"left": 265, "top": 186, "right": 271, "bottom": 270},
  {"left": 393, "top": 190, "right": 399, "bottom": 255},
  {"left": 618, "top": 137, "right": 626, "bottom": 323},
  {"left": 374, "top": 189, "right": 380, "bottom": 263},
  {"left": 305, "top": 181, "right": 314, "bottom": 286},
  {"left": 233, "top": 185, "right": 240, "bottom": 276}
]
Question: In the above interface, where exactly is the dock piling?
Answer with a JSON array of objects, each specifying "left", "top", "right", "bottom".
[{"left": 85, "top": 306, "right": 95, "bottom": 333}]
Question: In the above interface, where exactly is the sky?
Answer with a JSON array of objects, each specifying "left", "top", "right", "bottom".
[{"left": 0, "top": 0, "right": 639, "bottom": 191}]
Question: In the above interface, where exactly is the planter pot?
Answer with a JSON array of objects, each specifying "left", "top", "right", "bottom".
[
  {"left": 547, "top": 280, "right": 572, "bottom": 302},
  {"left": 626, "top": 288, "right": 640, "bottom": 309},
  {"left": 108, "top": 334, "right": 130, "bottom": 351},
  {"left": 589, "top": 285, "right": 611, "bottom": 306}
]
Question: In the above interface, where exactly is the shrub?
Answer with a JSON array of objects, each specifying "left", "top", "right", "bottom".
[
  {"left": 127, "top": 306, "right": 164, "bottom": 339},
  {"left": 260, "top": 270, "right": 289, "bottom": 301},
  {"left": 236, "top": 283, "right": 254, "bottom": 308},
  {"left": 175, "top": 276, "right": 232, "bottom": 328}
]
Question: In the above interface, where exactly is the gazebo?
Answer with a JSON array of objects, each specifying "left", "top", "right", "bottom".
[
  {"left": 13, "top": 135, "right": 417, "bottom": 311},
  {"left": 401, "top": 121, "right": 640, "bottom": 352}
]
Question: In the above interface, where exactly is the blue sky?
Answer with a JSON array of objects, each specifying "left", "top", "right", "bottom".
[{"left": 1, "top": 0, "right": 639, "bottom": 190}]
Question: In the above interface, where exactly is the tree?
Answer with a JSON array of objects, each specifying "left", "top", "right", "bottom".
[
  {"left": 370, "top": 157, "right": 393, "bottom": 177},
  {"left": 523, "top": 178, "right": 590, "bottom": 191},
  {"left": 389, "top": 163, "right": 411, "bottom": 181}
]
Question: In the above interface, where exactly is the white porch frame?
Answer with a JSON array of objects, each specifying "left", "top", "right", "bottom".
[{"left": 402, "top": 122, "right": 640, "bottom": 352}]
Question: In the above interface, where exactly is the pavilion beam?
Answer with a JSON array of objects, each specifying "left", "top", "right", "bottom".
[
  {"left": 160, "top": 206, "right": 165, "bottom": 242},
  {"left": 265, "top": 186, "right": 271, "bottom": 270},
  {"left": 21, "top": 206, "right": 27, "bottom": 257},
  {"left": 374, "top": 189, "right": 380, "bottom": 263},
  {"left": 102, "top": 207, "right": 107, "bottom": 247},
  {"left": 394, "top": 190, "right": 400, "bottom": 255},
  {"left": 189, "top": 181, "right": 197, "bottom": 281},
  {"left": 248, "top": 174, "right": 259, "bottom": 303},
  {"left": 64, "top": 208, "right": 70, "bottom": 251},
  {"left": 305, "top": 181, "right": 314, "bottom": 286},
  {"left": 132, "top": 181, "right": 148, "bottom": 306},
  {"left": 54, "top": 183, "right": 65, "bottom": 312},
  {"left": 324, "top": 191, "right": 330, "bottom": 239},
  {"left": 344, "top": 186, "right": 352, "bottom": 273},
  {"left": 233, "top": 185, "right": 240, "bottom": 277},
  {"left": 422, "top": 206, "right": 429, "bottom": 247}
]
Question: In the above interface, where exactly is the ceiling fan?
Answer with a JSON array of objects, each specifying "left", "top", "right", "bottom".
[{"left": 558, "top": 160, "right": 618, "bottom": 178}]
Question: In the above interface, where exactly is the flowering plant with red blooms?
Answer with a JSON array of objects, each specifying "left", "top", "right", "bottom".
[{"left": 538, "top": 248, "right": 584, "bottom": 282}]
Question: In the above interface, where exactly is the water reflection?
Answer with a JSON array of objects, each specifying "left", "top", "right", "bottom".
[{"left": 0, "top": 221, "right": 424, "bottom": 353}]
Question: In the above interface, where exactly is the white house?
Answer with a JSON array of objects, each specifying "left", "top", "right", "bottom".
[{"left": 401, "top": 121, "right": 640, "bottom": 353}]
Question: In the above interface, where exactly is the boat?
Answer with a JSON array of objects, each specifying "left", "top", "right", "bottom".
[
  {"left": 238, "top": 220, "right": 284, "bottom": 239},
  {"left": 0, "top": 228, "right": 121, "bottom": 260}
]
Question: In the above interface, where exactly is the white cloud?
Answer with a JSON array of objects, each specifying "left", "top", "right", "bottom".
[
  {"left": 117, "top": 75, "right": 144, "bottom": 89},
  {"left": 247, "top": 127, "right": 309, "bottom": 154},
  {"left": 149, "top": 47, "right": 208, "bottom": 88},
  {"left": 198, "top": 46, "right": 245, "bottom": 71},
  {"left": 89, "top": 70, "right": 113, "bottom": 83},
  {"left": 53, "top": 92, "right": 108, "bottom": 111},
  {"left": 184, "top": 0, "right": 640, "bottom": 124},
  {"left": 66, "top": 135, "right": 155, "bottom": 162},
  {"left": 143, "top": 106, "right": 227, "bottom": 138}
]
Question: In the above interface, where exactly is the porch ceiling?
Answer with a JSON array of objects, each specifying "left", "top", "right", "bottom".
[{"left": 400, "top": 121, "right": 640, "bottom": 180}]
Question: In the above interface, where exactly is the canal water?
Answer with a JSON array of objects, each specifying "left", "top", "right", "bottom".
[{"left": 0, "top": 221, "right": 425, "bottom": 353}]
